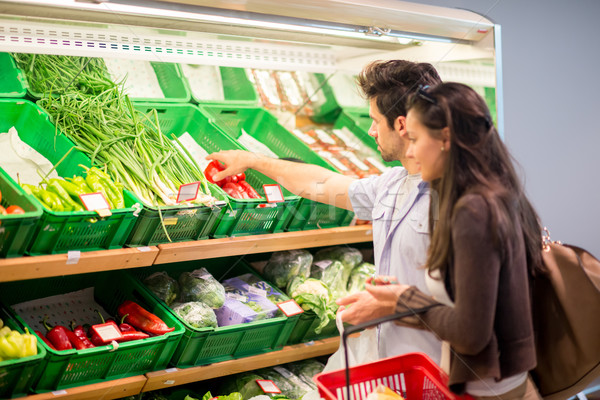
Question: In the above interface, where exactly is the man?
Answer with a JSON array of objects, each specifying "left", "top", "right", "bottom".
[{"left": 207, "top": 60, "right": 442, "bottom": 362}]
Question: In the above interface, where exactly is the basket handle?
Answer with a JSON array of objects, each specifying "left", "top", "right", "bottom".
[{"left": 341, "top": 304, "right": 440, "bottom": 399}]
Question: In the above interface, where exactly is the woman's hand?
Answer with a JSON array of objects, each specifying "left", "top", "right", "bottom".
[
  {"left": 206, "top": 150, "right": 263, "bottom": 182},
  {"left": 336, "top": 283, "right": 410, "bottom": 326}
]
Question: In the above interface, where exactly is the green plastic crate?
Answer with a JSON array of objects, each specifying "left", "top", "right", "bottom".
[
  {"left": 0, "top": 52, "right": 27, "bottom": 98},
  {"left": 0, "top": 99, "right": 140, "bottom": 255},
  {"left": 129, "top": 257, "right": 299, "bottom": 368},
  {"left": 0, "top": 308, "right": 46, "bottom": 399},
  {"left": 182, "top": 65, "right": 259, "bottom": 107},
  {"left": 132, "top": 102, "right": 298, "bottom": 238},
  {"left": 333, "top": 108, "right": 402, "bottom": 168},
  {"left": 311, "top": 73, "right": 370, "bottom": 124},
  {"left": 200, "top": 105, "right": 354, "bottom": 231},
  {"left": 286, "top": 309, "right": 338, "bottom": 345},
  {"left": 128, "top": 62, "right": 191, "bottom": 103},
  {"left": 0, "top": 168, "right": 43, "bottom": 258},
  {"left": 0, "top": 271, "right": 184, "bottom": 392}
]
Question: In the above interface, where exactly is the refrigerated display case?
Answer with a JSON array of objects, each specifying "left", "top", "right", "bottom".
[{"left": 0, "top": 0, "right": 501, "bottom": 398}]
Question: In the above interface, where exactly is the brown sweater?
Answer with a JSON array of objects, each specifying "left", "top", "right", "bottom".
[{"left": 395, "top": 193, "right": 536, "bottom": 393}]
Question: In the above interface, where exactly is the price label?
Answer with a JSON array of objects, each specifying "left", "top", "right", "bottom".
[
  {"left": 79, "top": 192, "right": 112, "bottom": 216},
  {"left": 248, "top": 286, "right": 267, "bottom": 297},
  {"left": 177, "top": 181, "right": 201, "bottom": 203},
  {"left": 314, "top": 260, "right": 333, "bottom": 270},
  {"left": 66, "top": 250, "right": 81, "bottom": 265},
  {"left": 277, "top": 299, "right": 304, "bottom": 317},
  {"left": 263, "top": 184, "right": 284, "bottom": 203},
  {"left": 256, "top": 379, "right": 282, "bottom": 394},
  {"left": 227, "top": 292, "right": 248, "bottom": 302},
  {"left": 92, "top": 323, "right": 123, "bottom": 342}
]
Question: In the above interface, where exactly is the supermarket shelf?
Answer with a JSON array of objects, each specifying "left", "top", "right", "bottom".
[
  {"left": 143, "top": 336, "right": 342, "bottom": 392},
  {"left": 22, "top": 375, "right": 147, "bottom": 400},
  {"left": 0, "top": 225, "right": 373, "bottom": 282},
  {"left": 0, "top": 247, "right": 160, "bottom": 283},
  {"left": 155, "top": 225, "right": 374, "bottom": 264}
]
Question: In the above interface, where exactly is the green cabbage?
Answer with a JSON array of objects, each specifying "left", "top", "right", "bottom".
[
  {"left": 262, "top": 250, "right": 312, "bottom": 290},
  {"left": 178, "top": 267, "right": 226, "bottom": 308},
  {"left": 143, "top": 271, "right": 179, "bottom": 306},
  {"left": 171, "top": 301, "right": 218, "bottom": 329}
]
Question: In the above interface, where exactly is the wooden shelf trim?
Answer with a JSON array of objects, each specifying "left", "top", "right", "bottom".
[
  {"left": 0, "top": 226, "right": 373, "bottom": 282},
  {"left": 143, "top": 336, "right": 341, "bottom": 392},
  {"left": 21, "top": 375, "right": 147, "bottom": 400},
  {"left": 155, "top": 225, "right": 374, "bottom": 264}
]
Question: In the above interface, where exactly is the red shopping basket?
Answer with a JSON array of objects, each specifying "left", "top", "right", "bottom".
[{"left": 315, "top": 352, "right": 462, "bottom": 400}]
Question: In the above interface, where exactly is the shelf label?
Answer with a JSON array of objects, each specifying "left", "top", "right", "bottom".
[
  {"left": 256, "top": 379, "right": 282, "bottom": 394},
  {"left": 52, "top": 390, "right": 68, "bottom": 395},
  {"left": 314, "top": 260, "right": 333, "bottom": 270},
  {"left": 177, "top": 181, "right": 201, "bottom": 203},
  {"left": 136, "top": 246, "right": 152, "bottom": 252},
  {"left": 66, "top": 250, "right": 81, "bottom": 265},
  {"left": 92, "top": 323, "right": 123, "bottom": 342},
  {"left": 277, "top": 299, "right": 304, "bottom": 317},
  {"left": 263, "top": 184, "right": 284, "bottom": 203},
  {"left": 165, "top": 368, "right": 178, "bottom": 373},
  {"left": 163, "top": 380, "right": 176, "bottom": 385},
  {"left": 79, "top": 192, "right": 112, "bottom": 217},
  {"left": 248, "top": 286, "right": 267, "bottom": 297}
]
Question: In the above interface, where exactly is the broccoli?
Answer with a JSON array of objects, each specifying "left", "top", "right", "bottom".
[
  {"left": 171, "top": 301, "right": 218, "bottom": 329},
  {"left": 178, "top": 268, "right": 226, "bottom": 308}
]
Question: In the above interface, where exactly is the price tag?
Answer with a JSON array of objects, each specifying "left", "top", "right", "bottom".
[
  {"left": 177, "top": 181, "right": 201, "bottom": 203},
  {"left": 314, "top": 260, "right": 333, "bottom": 270},
  {"left": 52, "top": 390, "right": 68, "bottom": 395},
  {"left": 248, "top": 286, "right": 267, "bottom": 297},
  {"left": 79, "top": 192, "right": 112, "bottom": 216},
  {"left": 256, "top": 379, "right": 282, "bottom": 394},
  {"left": 137, "top": 246, "right": 152, "bottom": 252},
  {"left": 92, "top": 323, "right": 123, "bottom": 342},
  {"left": 277, "top": 299, "right": 304, "bottom": 317},
  {"left": 66, "top": 250, "right": 81, "bottom": 265},
  {"left": 263, "top": 184, "right": 284, "bottom": 203},
  {"left": 227, "top": 292, "right": 248, "bottom": 302}
]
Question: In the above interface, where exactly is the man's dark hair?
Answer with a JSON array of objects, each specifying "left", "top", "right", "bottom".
[{"left": 357, "top": 60, "right": 441, "bottom": 128}]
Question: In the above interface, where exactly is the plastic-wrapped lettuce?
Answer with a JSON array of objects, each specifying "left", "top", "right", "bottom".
[
  {"left": 313, "top": 247, "right": 363, "bottom": 284},
  {"left": 171, "top": 301, "right": 218, "bottom": 329},
  {"left": 347, "top": 262, "right": 376, "bottom": 294},
  {"left": 143, "top": 271, "right": 179, "bottom": 306},
  {"left": 262, "top": 250, "right": 312, "bottom": 290},
  {"left": 257, "top": 367, "right": 313, "bottom": 399},
  {"left": 310, "top": 260, "right": 347, "bottom": 300},
  {"left": 215, "top": 283, "right": 278, "bottom": 326},
  {"left": 285, "top": 359, "right": 325, "bottom": 389},
  {"left": 178, "top": 267, "right": 226, "bottom": 308},
  {"left": 288, "top": 276, "right": 337, "bottom": 334},
  {"left": 219, "top": 372, "right": 265, "bottom": 400},
  {"left": 223, "top": 273, "right": 289, "bottom": 316}
]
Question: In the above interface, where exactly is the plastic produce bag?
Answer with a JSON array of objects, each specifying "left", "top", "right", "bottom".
[
  {"left": 222, "top": 274, "right": 289, "bottom": 315},
  {"left": 313, "top": 247, "right": 363, "bottom": 284},
  {"left": 178, "top": 268, "right": 226, "bottom": 308},
  {"left": 257, "top": 366, "right": 314, "bottom": 399},
  {"left": 219, "top": 372, "right": 265, "bottom": 400},
  {"left": 144, "top": 271, "right": 180, "bottom": 306},
  {"left": 171, "top": 301, "right": 218, "bottom": 329},
  {"left": 285, "top": 359, "right": 325, "bottom": 389},
  {"left": 262, "top": 250, "right": 312, "bottom": 290},
  {"left": 310, "top": 260, "right": 347, "bottom": 299},
  {"left": 347, "top": 262, "right": 376, "bottom": 294},
  {"left": 215, "top": 282, "right": 278, "bottom": 326}
]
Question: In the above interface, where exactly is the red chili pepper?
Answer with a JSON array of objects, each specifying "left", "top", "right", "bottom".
[
  {"left": 41, "top": 316, "right": 73, "bottom": 351},
  {"left": 34, "top": 330, "right": 56, "bottom": 350},
  {"left": 222, "top": 182, "right": 250, "bottom": 199},
  {"left": 119, "top": 331, "right": 150, "bottom": 342},
  {"left": 70, "top": 321, "right": 95, "bottom": 349},
  {"left": 117, "top": 300, "right": 174, "bottom": 336},
  {"left": 204, "top": 160, "right": 232, "bottom": 187},
  {"left": 238, "top": 180, "right": 261, "bottom": 199}
]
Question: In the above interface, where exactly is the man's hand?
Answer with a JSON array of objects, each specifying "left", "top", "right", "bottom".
[
  {"left": 336, "top": 283, "right": 410, "bottom": 325},
  {"left": 206, "top": 150, "right": 263, "bottom": 182}
]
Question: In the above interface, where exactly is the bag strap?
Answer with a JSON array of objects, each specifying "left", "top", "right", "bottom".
[{"left": 341, "top": 304, "right": 441, "bottom": 398}]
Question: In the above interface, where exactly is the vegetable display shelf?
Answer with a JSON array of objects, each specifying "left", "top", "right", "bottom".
[
  {"left": 199, "top": 105, "right": 354, "bottom": 232},
  {"left": 0, "top": 99, "right": 140, "bottom": 255},
  {"left": 132, "top": 102, "right": 299, "bottom": 239}
]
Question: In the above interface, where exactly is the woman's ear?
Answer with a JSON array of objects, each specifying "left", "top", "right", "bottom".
[
  {"left": 441, "top": 127, "right": 451, "bottom": 150},
  {"left": 395, "top": 115, "right": 407, "bottom": 137}
]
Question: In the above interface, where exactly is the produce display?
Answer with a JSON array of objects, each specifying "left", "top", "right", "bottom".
[
  {"left": 0, "top": 318, "right": 38, "bottom": 362},
  {"left": 35, "top": 300, "right": 173, "bottom": 351}
]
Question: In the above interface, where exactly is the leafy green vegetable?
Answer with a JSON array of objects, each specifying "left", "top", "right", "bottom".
[
  {"left": 171, "top": 301, "right": 218, "bottom": 329},
  {"left": 178, "top": 268, "right": 226, "bottom": 308},
  {"left": 313, "top": 247, "right": 363, "bottom": 284},
  {"left": 310, "top": 260, "right": 347, "bottom": 299},
  {"left": 288, "top": 277, "right": 337, "bottom": 334},
  {"left": 347, "top": 262, "right": 376, "bottom": 294},
  {"left": 218, "top": 393, "right": 243, "bottom": 400},
  {"left": 144, "top": 271, "right": 179, "bottom": 306},
  {"left": 257, "top": 367, "right": 313, "bottom": 399},
  {"left": 219, "top": 372, "right": 265, "bottom": 400},
  {"left": 286, "top": 359, "right": 325, "bottom": 389},
  {"left": 262, "top": 250, "right": 312, "bottom": 290}
]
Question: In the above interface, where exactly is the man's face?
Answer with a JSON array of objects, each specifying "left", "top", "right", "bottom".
[{"left": 368, "top": 98, "right": 406, "bottom": 163}]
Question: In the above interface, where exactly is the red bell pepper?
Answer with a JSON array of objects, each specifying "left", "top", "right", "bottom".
[
  {"left": 70, "top": 321, "right": 95, "bottom": 349},
  {"left": 204, "top": 160, "right": 231, "bottom": 187},
  {"left": 117, "top": 300, "right": 174, "bottom": 336},
  {"left": 223, "top": 182, "right": 250, "bottom": 199},
  {"left": 34, "top": 330, "right": 56, "bottom": 350},
  {"left": 238, "top": 180, "right": 261, "bottom": 199},
  {"left": 41, "top": 316, "right": 73, "bottom": 351}
]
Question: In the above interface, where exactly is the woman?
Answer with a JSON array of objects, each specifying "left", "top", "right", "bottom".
[{"left": 337, "top": 82, "right": 544, "bottom": 399}]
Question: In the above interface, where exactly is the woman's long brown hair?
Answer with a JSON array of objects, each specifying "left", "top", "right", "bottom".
[{"left": 407, "top": 82, "right": 543, "bottom": 277}]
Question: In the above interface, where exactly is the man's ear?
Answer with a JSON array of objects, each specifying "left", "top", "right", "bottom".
[{"left": 395, "top": 115, "right": 407, "bottom": 137}]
